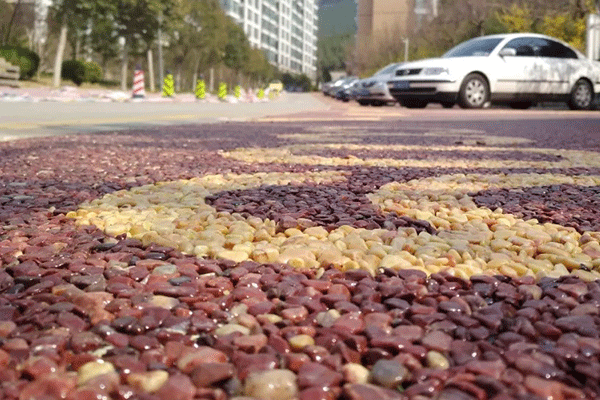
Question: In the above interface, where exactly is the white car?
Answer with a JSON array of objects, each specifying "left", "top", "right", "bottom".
[
  {"left": 356, "top": 62, "right": 402, "bottom": 106},
  {"left": 387, "top": 33, "right": 600, "bottom": 110}
]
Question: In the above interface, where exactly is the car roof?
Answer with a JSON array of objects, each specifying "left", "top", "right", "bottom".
[
  {"left": 464, "top": 32, "right": 582, "bottom": 55},
  {"left": 468, "top": 32, "right": 559, "bottom": 41}
]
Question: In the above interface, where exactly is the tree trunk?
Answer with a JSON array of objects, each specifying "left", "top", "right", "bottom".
[
  {"left": 3, "top": 0, "right": 21, "bottom": 45},
  {"left": 120, "top": 39, "right": 128, "bottom": 92},
  {"left": 75, "top": 30, "right": 81, "bottom": 60},
  {"left": 192, "top": 55, "right": 201, "bottom": 92},
  {"left": 209, "top": 68, "right": 214, "bottom": 92},
  {"left": 52, "top": 19, "right": 68, "bottom": 88},
  {"left": 175, "top": 65, "right": 182, "bottom": 92},
  {"left": 147, "top": 49, "right": 155, "bottom": 92}
]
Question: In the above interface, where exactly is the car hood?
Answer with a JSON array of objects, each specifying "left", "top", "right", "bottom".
[
  {"left": 392, "top": 57, "right": 491, "bottom": 75},
  {"left": 362, "top": 74, "right": 395, "bottom": 86}
]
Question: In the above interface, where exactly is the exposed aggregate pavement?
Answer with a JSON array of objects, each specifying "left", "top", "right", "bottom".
[{"left": 1, "top": 116, "right": 600, "bottom": 400}]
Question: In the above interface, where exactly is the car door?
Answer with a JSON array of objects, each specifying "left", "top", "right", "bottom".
[
  {"left": 494, "top": 37, "right": 544, "bottom": 99},
  {"left": 535, "top": 38, "right": 579, "bottom": 95}
]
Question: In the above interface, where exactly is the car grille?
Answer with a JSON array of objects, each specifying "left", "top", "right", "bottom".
[
  {"left": 389, "top": 87, "right": 437, "bottom": 95},
  {"left": 395, "top": 68, "right": 422, "bottom": 76}
]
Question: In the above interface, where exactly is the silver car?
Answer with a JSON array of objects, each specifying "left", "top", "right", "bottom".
[
  {"left": 356, "top": 63, "right": 402, "bottom": 106},
  {"left": 325, "top": 77, "right": 357, "bottom": 97}
]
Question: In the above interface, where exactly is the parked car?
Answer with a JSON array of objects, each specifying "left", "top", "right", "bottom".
[
  {"left": 387, "top": 33, "right": 600, "bottom": 110},
  {"left": 335, "top": 77, "right": 360, "bottom": 101},
  {"left": 323, "top": 77, "right": 345, "bottom": 96},
  {"left": 268, "top": 80, "right": 284, "bottom": 94},
  {"left": 356, "top": 62, "right": 402, "bottom": 106},
  {"left": 326, "top": 76, "right": 357, "bottom": 97}
]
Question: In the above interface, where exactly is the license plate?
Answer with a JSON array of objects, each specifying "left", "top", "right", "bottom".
[{"left": 393, "top": 81, "right": 410, "bottom": 90}]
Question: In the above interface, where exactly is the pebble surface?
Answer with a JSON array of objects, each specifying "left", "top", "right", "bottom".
[{"left": 1, "top": 120, "right": 600, "bottom": 399}]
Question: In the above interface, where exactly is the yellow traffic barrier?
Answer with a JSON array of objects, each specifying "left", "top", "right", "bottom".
[
  {"left": 257, "top": 88, "right": 265, "bottom": 99},
  {"left": 218, "top": 82, "right": 227, "bottom": 100},
  {"left": 162, "top": 73, "right": 174, "bottom": 97},
  {"left": 195, "top": 79, "right": 206, "bottom": 99},
  {"left": 234, "top": 85, "right": 241, "bottom": 99}
]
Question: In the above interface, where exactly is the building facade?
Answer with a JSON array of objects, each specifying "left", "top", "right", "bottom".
[
  {"left": 220, "top": 0, "right": 318, "bottom": 80},
  {"left": 356, "top": 0, "right": 438, "bottom": 45},
  {"left": 356, "top": 0, "right": 413, "bottom": 43}
]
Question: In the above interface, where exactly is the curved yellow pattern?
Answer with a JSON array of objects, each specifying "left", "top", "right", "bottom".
[
  {"left": 69, "top": 144, "right": 600, "bottom": 281},
  {"left": 220, "top": 144, "right": 600, "bottom": 170}
]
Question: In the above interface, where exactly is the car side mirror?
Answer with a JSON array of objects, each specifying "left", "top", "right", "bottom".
[{"left": 499, "top": 48, "right": 517, "bottom": 57}]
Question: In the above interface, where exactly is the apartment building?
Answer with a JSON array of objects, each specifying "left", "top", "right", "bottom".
[{"left": 220, "top": 0, "right": 318, "bottom": 80}]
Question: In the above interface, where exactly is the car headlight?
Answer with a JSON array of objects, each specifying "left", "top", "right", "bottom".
[{"left": 422, "top": 67, "right": 450, "bottom": 76}]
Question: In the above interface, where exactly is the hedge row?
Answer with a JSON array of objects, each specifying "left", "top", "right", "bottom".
[
  {"left": 61, "top": 60, "right": 103, "bottom": 86},
  {"left": 0, "top": 46, "right": 40, "bottom": 79}
]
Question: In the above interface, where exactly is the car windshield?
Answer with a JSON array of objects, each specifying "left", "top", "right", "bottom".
[
  {"left": 374, "top": 63, "right": 398, "bottom": 76},
  {"left": 443, "top": 37, "right": 503, "bottom": 58}
]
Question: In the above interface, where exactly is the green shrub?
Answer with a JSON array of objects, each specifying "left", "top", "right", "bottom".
[
  {"left": 0, "top": 46, "right": 40, "bottom": 79},
  {"left": 61, "top": 60, "right": 86, "bottom": 86},
  {"left": 83, "top": 61, "right": 103, "bottom": 83}
]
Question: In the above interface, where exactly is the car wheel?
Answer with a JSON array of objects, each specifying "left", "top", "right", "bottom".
[
  {"left": 568, "top": 79, "right": 593, "bottom": 110},
  {"left": 441, "top": 102, "right": 455, "bottom": 109},
  {"left": 401, "top": 99, "right": 428, "bottom": 109},
  {"left": 509, "top": 102, "right": 533, "bottom": 109},
  {"left": 458, "top": 73, "right": 489, "bottom": 109},
  {"left": 372, "top": 101, "right": 385, "bottom": 107},
  {"left": 357, "top": 100, "right": 371, "bottom": 106}
]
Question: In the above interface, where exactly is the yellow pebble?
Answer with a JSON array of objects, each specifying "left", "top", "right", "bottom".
[{"left": 289, "top": 334, "right": 315, "bottom": 350}]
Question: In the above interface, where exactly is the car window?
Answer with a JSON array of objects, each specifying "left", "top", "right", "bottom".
[
  {"left": 538, "top": 39, "right": 578, "bottom": 59},
  {"left": 502, "top": 37, "right": 579, "bottom": 59},
  {"left": 502, "top": 38, "right": 538, "bottom": 57},
  {"left": 374, "top": 63, "right": 399, "bottom": 76},
  {"left": 443, "top": 37, "right": 504, "bottom": 58}
]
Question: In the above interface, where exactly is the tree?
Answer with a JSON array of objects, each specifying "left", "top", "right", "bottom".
[
  {"left": 50, "top": 0, "right": 114, "bottom": 87},
  {"left": 244, "top": 47, "right": 273, "bottom": 86},
  {"left": 168, "top": 0, "right": 203, "bottom": 90},
  {"left": 538, "top": 0, "right": 595, "bottom": 50},
  {"left": 317, "top": 33, "right": 352, "bottom": 81},
  {"left": 222, "top": 21, "right": 250, "bottom": 84},
  {"left": 495, "top": 3, "right": 534, "bottom": 33},
  {"left": 494, "top": 0, "right": 595, "bottom": 50},
  {"left": 112, "top": 0, "right": 174, "bottom": 91},
  {"left": 187, "top": 0, "right": 229, "bottom": 89},
  {"left": 89, "top": 16, "right": 120, "bottom": 73},
  {"left": 1, "top": 0, "right": 34, "bottom": 47}
]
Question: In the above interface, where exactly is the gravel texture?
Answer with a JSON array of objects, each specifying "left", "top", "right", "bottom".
[{"left": 1, "top": 120, "right": 600, "bottom": 400}]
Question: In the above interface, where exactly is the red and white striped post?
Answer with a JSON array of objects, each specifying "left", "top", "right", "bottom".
[{"left": 132, "top": 67, "right": 146, "bottom": 98}]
